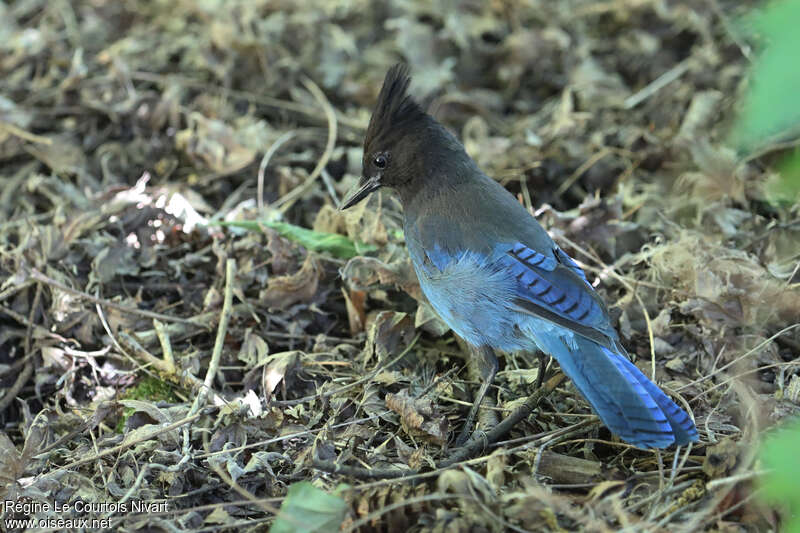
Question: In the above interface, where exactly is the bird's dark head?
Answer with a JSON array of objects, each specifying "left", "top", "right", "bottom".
[{"left": 341, "top": 64, "right": 458, "bottom": 210}]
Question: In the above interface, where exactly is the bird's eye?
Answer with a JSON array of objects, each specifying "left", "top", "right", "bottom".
[{"left": 373, "top": 154, "right": 387, "bottom": 169}]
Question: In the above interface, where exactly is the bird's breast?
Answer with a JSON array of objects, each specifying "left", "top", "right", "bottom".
[{"left": 406, "top": 239, "right": 536, "bottom": 352}]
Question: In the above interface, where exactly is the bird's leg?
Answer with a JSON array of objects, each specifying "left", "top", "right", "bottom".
[
  {"left": 535, "top": 351, "right": 548, "bottom": 390},
  {"left": 455, "top": 345, "right": 498, "bottom": 447}
]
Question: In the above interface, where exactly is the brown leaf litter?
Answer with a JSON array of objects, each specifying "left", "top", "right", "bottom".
[{"left": 0, "top": 1, "right": 797, "bottom": 531}]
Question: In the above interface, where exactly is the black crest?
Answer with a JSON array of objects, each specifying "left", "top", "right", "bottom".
[{"left": 364, "top": 64, "right": 426, "bottom": 145}]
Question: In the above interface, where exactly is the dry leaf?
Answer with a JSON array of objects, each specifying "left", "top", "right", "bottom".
[
  {"left": 385, "top": 389, "right": 448, "bottom": 445},
  {"left": 260, "top": 254, "right": 321, "bottom": 308}
]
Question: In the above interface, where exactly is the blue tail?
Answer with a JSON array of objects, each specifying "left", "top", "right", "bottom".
[{"left": 540, "top": 335, "right": 699, "bottom": 448}]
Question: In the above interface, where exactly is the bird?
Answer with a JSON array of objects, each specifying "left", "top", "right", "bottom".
[{"left": 340, "top": 64, "right": 699, "bottom": 449}]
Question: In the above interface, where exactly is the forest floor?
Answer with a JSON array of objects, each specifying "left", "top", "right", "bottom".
[{"left": 1, "top": 1, "right": 799, "bottom": 531}]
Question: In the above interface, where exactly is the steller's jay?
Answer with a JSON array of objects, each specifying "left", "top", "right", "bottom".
[{"left": 341, "top": 65, "right": 699, "bottom": 449}]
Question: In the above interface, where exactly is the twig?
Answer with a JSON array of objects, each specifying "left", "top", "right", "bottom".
[
  {"left": 0, "top": 280, "right": 34, "bottom": 304},
  {"left": 624, "top": 58, "right": 691, "bottom": 109},
  {"left": 705, "top": 469, "right": 769, "bottom": 490},
  {"left": 0, "top": 119, "right": 53, "bottom": 144},
  {"left": 634, "top": 291, "right": 657, "bottom": 381},
  {"left": 273, "top": 333, "right": 420, "bottom": 406},
  {"left": 52, "top": 410, "right": 210, "bottom": 473},
  {"left": 27, "top": 268, "right": 195, "bottom": 324},
  {"left": 554, "top": 148, "right": 612, "bottom": 198},
  {"left": 343, "top": 494, "right": 464, "bottom": 533},
  {"left": 679, "top": 381, "right": 761, "bottom": 532},
  {"left": 198, "top": 414, "right": 381, "bottom": 460},
  {"left": 132, "top": 304, "right": 251, "bottom": 347},
  {"left": 273, "top": 75, "right": 338, "bottom": 213},
  {"left": 0, "top": 213, "right": 52, "bottom": 231},
  {"left": 153, "top": 319, "right": 176, "bottom": 373},
  {"left": 320, "top": 167, "right": 341, "bottom": 206},
  {"left": 440, "top": 372, "right": 566, "bottom": 467},
  {"left": 531, "top": 420, "right": 603, "bottom": 479},
  {"left": 312, "top": 459, "right": 414, "bottom": 480},
  {"left": 313, "top": 373, "right": 567, "bottom": 480},
  {"left": 680, "top": 322, "right": 800, "bottom": 392},
  {"left": 202, "top": 430, "right": 285, "bottom": 520},
  {"left": 0, "top": 361, "right": 33, "bottom": 413},
  {"left": 0, "top": 304, "right": 69, "bottom": 343},
  {"left": 0, "top": 353, "right": 31, "bottom": 380},
  {"left": 116, "top": 331, "right": 224, "bottom": 404},
  {"left": 257, "top": 130, "right": 297, "bottom": 211},
  {"left": 24, "top": 281, "right": 42, "bottom": 360},
  {"left": 190, "top": 258, "right": 236, "bottom": 415},
  {"left": 129, "top": 70, "right": 365, "bottom": 130}
]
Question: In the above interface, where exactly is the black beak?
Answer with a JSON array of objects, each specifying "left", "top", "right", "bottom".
[{"left": 340, "top": 176, "right": 381, "bottom": 210}]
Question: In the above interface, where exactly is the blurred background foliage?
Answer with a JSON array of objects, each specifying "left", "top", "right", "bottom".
[{"left": 731, "top": 0, "right": 800, "bottom": 204}]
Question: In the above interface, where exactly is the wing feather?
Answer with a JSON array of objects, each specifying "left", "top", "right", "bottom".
[{"left": 503, "top": 242, "right": 617, "bottom": 349}]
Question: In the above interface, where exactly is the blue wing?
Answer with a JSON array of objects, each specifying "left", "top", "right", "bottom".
[{"left": 501, "top": 242, "right": 619, "bottom": 350}]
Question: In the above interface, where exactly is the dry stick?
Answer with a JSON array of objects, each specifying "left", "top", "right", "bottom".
[
  {"left": 530, "top": 419, "right": 605, "bottom": 479},
  {"left": 273, "top": 75, "right": 337, "bottom": 213},
  {"left": 554, "top": 148, "right": 612, "bottom": 198},
  {"left": 461, "top": 342, "right": 500, "bottom": 441},
  {"left": 0, "top": 354, "right": 30, "bottom": 380},
  {"left": 201, "top": 431, "right": 285, "bottom": 521},
  {"left": 274, "top": 333, "right": 421, "bottom": 407},
  {"left": 256, "top": 130, "right": 297, "bottom": 211},
  {"left": 680, "top": 322, "right": 800, "bottom": 393},
  {"left": 190, "top": 258, "right": 236, "bottom": 416},
  {"left": 27, "top": 268, "right": 196, "bottom": 325},
  {"left": 343, "top": 494, "right": 466, "bottom": 533},
  {"left": 346, "top": 426, "right": 591, "bottom": 492},
  {"left": 0, "top": 119, "right": 53, "bottom": 144},
  {"left": 0, "top": 280, "right": 34, "bottom": 305},
  {"left": 320, "top": 168, "right": 341, "bottom": 205},
  {"left": 116, "top": 330, "right": 224, "bottom": 406},
  {"left": 24, "top": 279, "right": 41, "bottom": 355},
  {"left": 52, "top": 410, "right": 209, "bottom": 473},
  {"left": 0, "top": 361, "right": 33, "bottom": 413},
  {"left": 129, "top": 70, "right": 365, "bottom": 130},
  {"left": 697, "top": 360, "right": 800, "bottom": 402},
  {"left": 313, "top": 372, "right": 566, "bottom": 479},
  {"left": 0, "top": 213, "right": 52, "bottom": 231},
  {"left": 681, "top": 380, "right": 762, "bottom": 532},
  {"left": 440, "top": 371, "right": 564, "bottom": 466},
  {"left": 654, "top": 442, "right": 695, "bottom": 517},
  {"left": 196, "top": 414, "right": 381, "bottom": 460},
  {"left": 0, "top": 304, "right": 68, "bottom": 343},
  {"left": 134, "top": 303, "right": 360, "bottom": 348},
  {"left": 1, "top": 282, "right": 44, "bottom": 412},
  {"left": 95, "top": 297, "right": 160, "bottom": 384},
  {"left": 133, "top": 303, "right": 250, "bottom": 346},
  {"left": 153, "top": 319, "right": 176, "bottom": 373},
  {"left": 624, "top": 58, "right": 691, "bottom": 109}
]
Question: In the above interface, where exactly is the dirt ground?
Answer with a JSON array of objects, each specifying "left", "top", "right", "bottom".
[{"left": 1, "top": 0, "right": 799, "bottom": 531}]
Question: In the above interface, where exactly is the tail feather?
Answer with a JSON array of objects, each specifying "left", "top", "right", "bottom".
[
  {"left": 535, "top": 333, "right": 698, "bottom": 448},
  {"left": 630, "top": 370, "right": 699, "bottom": 445}
]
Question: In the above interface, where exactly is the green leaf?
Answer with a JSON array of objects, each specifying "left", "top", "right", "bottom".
[
  {"left": 270, "top": 481, "right": 349, "bottom": 533},
  {"left": 759, "top": 419, "right": 800, "bottom": 533},
  {"left": 211, "top": 219, "right": 376, "bottom": 259},
  {"left": 729, "top": 0, "right": 800, "bottom": 153},
  {"left": 765, "top": 150, "right": 800, "bottom": 205}
]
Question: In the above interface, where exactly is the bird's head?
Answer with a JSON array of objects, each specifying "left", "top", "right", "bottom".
[{"left": 341, "top": 64, "right": 441, "bottom": 210}]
